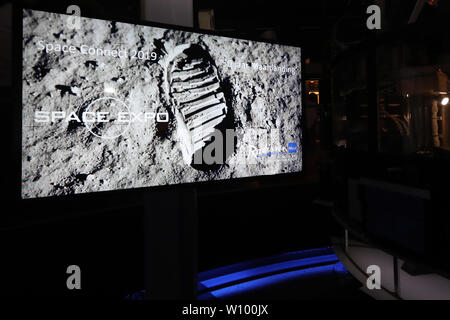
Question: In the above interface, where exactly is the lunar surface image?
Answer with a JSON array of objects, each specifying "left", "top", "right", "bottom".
[{"left": 22, "top": 9, "right": 302, "bottom": 198}]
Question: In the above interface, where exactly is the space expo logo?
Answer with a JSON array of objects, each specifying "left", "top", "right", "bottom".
[{"left": 34, "top": 97, "right": 168, "bottom": 140}]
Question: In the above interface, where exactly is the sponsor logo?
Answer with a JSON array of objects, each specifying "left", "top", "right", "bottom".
[{"left": 288, "top": 142, "right": 297, "bottom": 153}]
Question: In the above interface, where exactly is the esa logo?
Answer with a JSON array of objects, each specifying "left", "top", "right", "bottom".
[{"left": 288, "top": 143, "right": 297, "bottom": 154}]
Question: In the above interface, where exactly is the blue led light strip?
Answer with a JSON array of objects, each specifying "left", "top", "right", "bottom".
[
  {"left": 200, "top": 254, "right": 338, "bottom": 290},
  {"left": 204, "top": 263, "right": 342, "bottom": 299},
  {"left": 198, "top": 247, "right": 335, "bottom": 282}
]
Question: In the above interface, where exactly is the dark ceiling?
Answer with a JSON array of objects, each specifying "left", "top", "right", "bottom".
[
  {"left": 196, "top": 0, "right": 450, "bottom": 61},
  {"left": 13, "top": 0, "right": 450, "bottom": 63}
]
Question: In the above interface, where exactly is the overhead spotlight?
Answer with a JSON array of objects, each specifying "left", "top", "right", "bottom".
[
  {"left": 441, "top": 97, "right": 449, "bottom": 106},
  {"left": 427, "top": 0, "right": 440, "bottom": 7}
]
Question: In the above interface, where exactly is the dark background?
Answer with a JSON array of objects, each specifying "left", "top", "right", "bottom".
[{"left": 1, "top": 0, "right": 450, "bottom": 297}]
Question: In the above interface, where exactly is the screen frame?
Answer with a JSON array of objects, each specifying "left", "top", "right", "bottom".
[{"left": 13, "top": 3, "right": 306, "bottom": 207}]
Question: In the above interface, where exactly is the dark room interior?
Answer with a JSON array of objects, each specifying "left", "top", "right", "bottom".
[{"left": 1, "top": 0, "right": 450, "bottom": 306}]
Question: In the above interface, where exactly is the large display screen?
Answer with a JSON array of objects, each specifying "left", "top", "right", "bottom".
[{"left": 21, "top": 9, "right": 302, "bottom": 199}]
